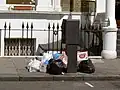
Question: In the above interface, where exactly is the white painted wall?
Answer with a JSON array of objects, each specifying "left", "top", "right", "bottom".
[
  {"left": 96, "top": 0, "right": 106, "bottom": 13},
  {"left": 0, "top": 0, "right": 8, "bottom": 10}
]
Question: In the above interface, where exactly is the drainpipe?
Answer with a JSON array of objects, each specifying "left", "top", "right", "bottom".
[
  {"left": 101, "top": 0, "right": 118, "bottom": 59},
  {"left": 68, "top": 0, "right": 74, "bottom": 19}
]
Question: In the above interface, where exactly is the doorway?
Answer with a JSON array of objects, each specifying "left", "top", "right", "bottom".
[{"left": 116, "top": 0, "right": 120, "bottom": 27}]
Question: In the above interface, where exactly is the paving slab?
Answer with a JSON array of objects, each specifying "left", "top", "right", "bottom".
[{"left": 0, "top": 58, "right": 17, "bottom": 74}]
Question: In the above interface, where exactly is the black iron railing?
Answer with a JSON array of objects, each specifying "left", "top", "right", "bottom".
[{"left": 3, "top": 21, "right": 103, "bottom": 56}]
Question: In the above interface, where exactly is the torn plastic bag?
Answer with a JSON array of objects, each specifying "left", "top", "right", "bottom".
[
  {"left": 61, "top": 51, "right": 68, "bottom": 67},
  {"left": 42, "top": 52, "right": 53, "bottom": 64},
  {"left": 39, "top": 63, "right": 47, "bottom": 73},
  {"left": 27, "top": 58, "right": 41, "bottom": 72}
]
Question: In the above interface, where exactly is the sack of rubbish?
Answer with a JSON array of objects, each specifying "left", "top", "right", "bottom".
[
  {"left": 78, "top": 59, "right": 95, "bottom": 74},
  {"left": 26, "top": 57, "right": 42, "bottom": 72},
  {"left": 42, "top": 52, "right": 53, "bottom": 63},
  {"left": 39, "top": 63, "right": 47, "bottom": 73},
  {"left": 61, "top": 51, "right": 68, "bottom": 67},
  {"left": 27, "top": 51, "right": 61, "bottom": 73},
  {"left": 47, "top": 53, "right": 67, "bottom": 75},
  {"left": 47, "top": 59, "right": 67, "bottom": 75},
  {"left": 39, "top": 57, "right": 50, "bottom": 73}
]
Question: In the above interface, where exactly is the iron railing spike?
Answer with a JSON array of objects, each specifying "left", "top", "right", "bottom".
[
  {"left": 80, "top": 24, "right": 83, "bottom": 30},
  {"left": 4, "top": 22, "right": 7, "bottom": 29},
  {"left": 9, "top": 22, "right": 11, "bottom": 29},
  {"left": 22, "top": 22, "right": 24, "bottom": 28},
  {"left": 57, "top": 23, "right": 59, "bottom": 30},
  {"left": 53, "top": 23, "right": 55, "bottom": 29},
  {"left": 48, "top": 23, "right": 51, "bottom": 30},
  {"left": 31, "top": 22, "right": 33, "bottom": 29},
  {"left": 26, "top": 22, "right": 29, "bottom": 29}
]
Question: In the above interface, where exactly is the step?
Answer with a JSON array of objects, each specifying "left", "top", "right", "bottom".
[{"left": 88, "top": 56, "right": 102, "bottom": 59}]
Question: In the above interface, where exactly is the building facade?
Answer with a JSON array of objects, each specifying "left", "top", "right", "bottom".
[{"left": 0, "top": 0, "right": 117, "bottom": 59}]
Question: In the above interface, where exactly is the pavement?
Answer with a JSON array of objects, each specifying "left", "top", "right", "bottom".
[{"left": 0, "top": 57, "right": 120, "bottom": 81}]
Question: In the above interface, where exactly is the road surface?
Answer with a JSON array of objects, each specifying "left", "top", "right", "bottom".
[{"left": 0, "top": 81, "right": 120, "bottom": 90}]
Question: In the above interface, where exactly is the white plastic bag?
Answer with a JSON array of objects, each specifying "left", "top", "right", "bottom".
[
  {"left": 39, "top": 63, "right": 47, "bottom": 73},
  {"left": 42, "top": 52, "right": 53, "bottom": 63},
  {"left": 27, "top": 58, "right": 41, "bottom": 72},
  {"left": 61, "top": 51, "right": 68, "bottom": 66}
]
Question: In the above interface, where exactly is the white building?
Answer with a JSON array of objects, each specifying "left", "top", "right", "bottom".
[{"left": 0, "top": 0, "right": 117, "bottom": 59}]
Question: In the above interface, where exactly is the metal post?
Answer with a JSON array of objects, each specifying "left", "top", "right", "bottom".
[
  {"left": 57, "top": 23, "right": 59, "bottom": 52},
  {"left": 70, "top": 0, "right": 73, "bottom": 12},
  {"left": 68, "top": 0, "right": 74, "bottom": 19},
  {"left": 21, "top": 22, "right": 24, "bottom": 56},
  {"left": 48, "top": 23, "right": 50, "bottom": 52},
  {"left": 8, "top": 23, "right": 11, "bottom": 56},
  {"left": 4, "top": 22, "right": 7, "bottom": 56},
  {"left": 52, "top": 23, "right": 55, "bottom": 51},
  {"left": 31, "top": 23, "right": 33, "bottom": 55},
  {"left": 63, "top": 19, "right": 79, "bottom": 73},
  {"left": 26, "top": 22, "right": 29, "bottom": 56}
]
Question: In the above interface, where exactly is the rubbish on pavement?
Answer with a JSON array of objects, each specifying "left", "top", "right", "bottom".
[
  {"left": 78, "top": 59, "right": 95, "bottom": 74},
  {"left": 77, "top": 51, "right": 88, "bottom": 62},
  {"left": 53, "top": 53, "right": 62, "bottom": 60},
  {"left": 26, "top": 50, "right": 93, "bottom": 74},
  {"left": 61, "top": 51, "right": 68, "bottom": 67},
  {"left": 27, "top": 57, "right": 41, "bottom": 72},
  {"left": 42, "top": 52, "right": 53, "bottom": 63},
  {"left": 39, "top": 63, "right": 47, "bottom": 73},
  {"left": 47, "top": 58, "right": 67, "bottom": 75}
]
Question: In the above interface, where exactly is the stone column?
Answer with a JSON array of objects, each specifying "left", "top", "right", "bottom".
[
  {"left": 101, "top": 0, "right": 118, "bottom": 59},
  {"left": 36, "top": 0, "right": 53, "bottom": 11},
  {"left": 1, "top": 29, "right": 4, "bottom": 56},
  {"left": 54, "top": 0, "right": 62, "bottom": 11},
  {"left": 0, "top": 0, "right": 7, "bottom": 10}
]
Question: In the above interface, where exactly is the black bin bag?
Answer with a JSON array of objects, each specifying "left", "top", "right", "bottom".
[
  {"left": 78, "top": 59, "right": 95, "bottom": 74},
  {"left": 47, "top": 59, "right": 67, "bottom": 75}
]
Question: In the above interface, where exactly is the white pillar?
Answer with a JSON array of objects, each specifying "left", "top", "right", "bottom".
[
  {"left": 36, "top": 0, "right": 54, "bottom": 11},
  {"left": 0, "top": 0, "right": 7, "bottom": 10},
  {"left": 54, "top": 0, "right": 62, "bottom": 12},
  {"left": 1, "top": 29, "right": 4, "bottom": 57},
  {"left": 101, "top": 0, "right": 118, "bottom": 59}
]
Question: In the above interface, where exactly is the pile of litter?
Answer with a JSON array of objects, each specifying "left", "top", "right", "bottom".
[{"left": 26, "top": 51, "right": 95, "bottom": 75}]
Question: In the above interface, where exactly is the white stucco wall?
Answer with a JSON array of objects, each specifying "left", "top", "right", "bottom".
[
  {"left": 96, "top": 0, "right": 106, "bottom": 13},
  {"left": 0, "top": 0, "right": 107, "bottom": 56}
]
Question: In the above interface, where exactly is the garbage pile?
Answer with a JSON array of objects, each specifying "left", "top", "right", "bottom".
[{"left": 26, "top": 51, "right": 95, "bottom": 75}]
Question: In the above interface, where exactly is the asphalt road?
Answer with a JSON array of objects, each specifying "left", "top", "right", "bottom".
[{"left": 0, "top": 81, "right": 120, "bottom": 90}]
